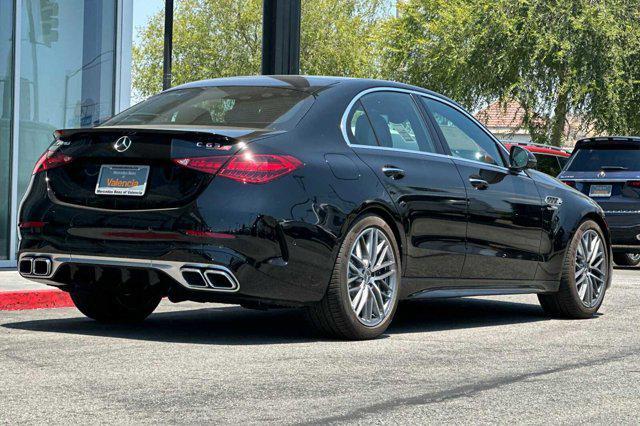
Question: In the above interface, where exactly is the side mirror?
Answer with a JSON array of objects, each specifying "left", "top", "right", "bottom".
[{"left": 509, "top": 145, "right": 537, "bottom": 171}]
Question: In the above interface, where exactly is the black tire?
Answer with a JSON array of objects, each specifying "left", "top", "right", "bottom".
[
  {"left": 307, "top": 214, "right": 401, "bottom": 340},
  {"left": 612, "top": 252, "right": 640, "bottom": 267},
  {"left": 70, "top": 285, "right": 162, "bottom": 323},
  {"left": 538, "top": 220, "right": 610, "bottom": 319}
]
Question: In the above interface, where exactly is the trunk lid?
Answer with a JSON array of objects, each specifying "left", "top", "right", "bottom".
[{"left": 46, "top": 125, "right": 281, "bottom": 210}]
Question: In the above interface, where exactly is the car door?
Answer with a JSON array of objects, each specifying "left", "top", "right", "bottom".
[
  {"left": 345, "top": 91, "right": 468, "bottom": 279},
  {"left": 421, "top": 97, "right": 544, "bottom": 280}
]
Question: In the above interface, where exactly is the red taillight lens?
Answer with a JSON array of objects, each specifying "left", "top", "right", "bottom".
[
  {"left": 32, "top": 150, "right": 74, "bottom": 175},
  {"left": 183, "top": 230, "right": 235, "bottom": 239},
  {"left": 562, "top": 180, "right": 576, "bottom": 188},
  {"left": 173, "top": 154, "right": 302, "bottom": 184},
  {"left": 19, "top": 221, "right": 46, "bottom": 229},
  {"left": 172, "top": 156, "right": 230, "bottom": 174},
  {"left": 627, "top": 181, "right": 640, "bottom": 188},
  {"left": 219, "top": 154, "right": 302, "bottom": 183}
]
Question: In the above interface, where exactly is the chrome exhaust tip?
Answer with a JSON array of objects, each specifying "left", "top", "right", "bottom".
[
  {"left": 33, "top": 258, "right": 52, "bottom": 276},
  {"left": 18, "top": 256, "right": 52, "bottom": 277},
  {"left": 180, "top": 267, "right": 239, "bottom": 292},
  {"left": 19, "top": 257, "right": 34, "bottom": 275},
  {"left": 203, "top": 270, "right": 239, "bottom": 291}
]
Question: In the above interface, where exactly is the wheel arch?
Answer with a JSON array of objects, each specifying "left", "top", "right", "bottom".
[
  {"left": 582, "top": 212, "right": 611, "bottom": 244},
  {"left": 342, "top": 202, "right": 407, "bottom": 272}
]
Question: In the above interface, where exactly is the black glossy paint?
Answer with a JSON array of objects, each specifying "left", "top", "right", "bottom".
[{"left": 19, "top": 76, "right": 609, "bottom": 306}]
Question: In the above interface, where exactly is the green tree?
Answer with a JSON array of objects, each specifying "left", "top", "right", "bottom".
[
  {"left": 132, "top": 0, "right": 389, "bottom": 100},
  {"left": 380, "top": 0, "right": 640, "bottom": 146}
]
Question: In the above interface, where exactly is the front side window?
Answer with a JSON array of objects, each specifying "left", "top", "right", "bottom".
[
  {"left": 423, "top": 98, "right": 504, "bottom": 166},
  {"left": 358, "top": 92, "right": 438, "bottom": 153},
  {"left": 104, "top": 86, "right": 314, "bottom": 131}
]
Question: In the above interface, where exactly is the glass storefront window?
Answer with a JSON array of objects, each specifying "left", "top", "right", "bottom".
[
  {"left": 18, "top": 0, "right": 117, "bottom": 200},
  {"left": 0, "top": 1, "right": 14, "bottom": 260}
]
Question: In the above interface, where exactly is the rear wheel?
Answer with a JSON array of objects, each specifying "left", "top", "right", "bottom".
[
  {"left": 612, "top": 252, "right": 640, "bottom": 267},
  {"left": 538, "top": 220, "right": 609, "bottom": 318},
  {"left": 307, "top": 215, "right": 401, "bottom": 340},
  {"left": 70, "top": 285, "right": 162, "bottom": 323}
]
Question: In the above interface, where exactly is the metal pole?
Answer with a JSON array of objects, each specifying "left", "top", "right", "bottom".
[
  {"left": 261, "top": 0, "right": 301, "bottom": 75},
  {"left": 162, "top": 0, "right": 174, "bottom": 90}
]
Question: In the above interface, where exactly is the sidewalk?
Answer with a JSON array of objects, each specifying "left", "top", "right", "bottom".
[
  {"left": 0, "top": 269, "right": 73, "bottom": 310},
  {"left": 0, "top": 270, "right": 51, "bottom": 291}
]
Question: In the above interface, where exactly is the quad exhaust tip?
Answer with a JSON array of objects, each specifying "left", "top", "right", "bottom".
[
  {"left": 19, "top": 256, "right": 52, "bottom": 277},
  {"left": 181, "top": 267, "right": 239, "bottom": 292}
]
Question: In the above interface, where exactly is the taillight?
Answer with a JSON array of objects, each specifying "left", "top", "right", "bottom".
[
  {"left": 32, "top": 150, "right": 74, "bottom": 175},
  {"left": 19, "top": 221, "right": 46, "bottom": 229},
  {"left": 173, "top": 153, "right": 302, "bottom": 184},
  {"left": 172, "top": 156, "right": 229, "bottom": 174},
  {"left": 219, "top": 154, "right": 302, "bottom": 183},
  {"left": 627, "top": 181, "right": 640, "bottom": 188},
  {"left": 562, "top": 180, "right": 576, "bottom": 188}
]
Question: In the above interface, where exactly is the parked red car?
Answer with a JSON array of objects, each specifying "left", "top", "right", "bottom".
[{"left": 502, "top": 141, "right": 571, "bottom": 176}]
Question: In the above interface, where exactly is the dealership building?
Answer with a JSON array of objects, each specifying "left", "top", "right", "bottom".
[{"left": 0, "top": 0, "right": 134, "bottom": 266}]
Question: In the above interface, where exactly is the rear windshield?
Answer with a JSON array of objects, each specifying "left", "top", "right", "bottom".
[
  {"left": 103, "top": 86, "right": 314, "bottom": 130},
  {"left": 566, "top": 147, "right": 640, "bottom": 171}
]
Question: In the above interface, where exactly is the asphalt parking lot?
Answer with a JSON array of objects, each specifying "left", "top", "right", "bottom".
[{"left": 1, "top": 269, "right": 639, "bottom": 424}]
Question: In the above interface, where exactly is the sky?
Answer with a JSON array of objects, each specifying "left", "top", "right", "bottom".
[{"left": 132, "top": 0, "right": 164, "bottom": 45}]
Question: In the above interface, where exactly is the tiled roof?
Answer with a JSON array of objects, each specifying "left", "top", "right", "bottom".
[{"left": 475, "top": 101, "right": 525, "bottom": 129}]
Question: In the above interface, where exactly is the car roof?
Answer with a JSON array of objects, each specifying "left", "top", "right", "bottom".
[
  {"left": 575, "top": 136, "right": 640, "bottom": 150},
  {"left": 168, "top": 75, "right": 458, "bottom": 104}
]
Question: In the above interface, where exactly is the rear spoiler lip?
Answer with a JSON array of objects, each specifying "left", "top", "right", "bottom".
[{"left": 53, "top": 125, "right": 285, "bottom": 142}]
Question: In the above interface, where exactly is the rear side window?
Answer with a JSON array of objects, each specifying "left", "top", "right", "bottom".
[
  {"left": 346, "top": 101, "right": 378, "bottom": 146},
  {"left": 423, "top": 98, "right": 504, "bottom": 167},
  {"left": 358, "top": 92, "right": 438, "bottom": 153},
  {"left": 567, "top": 147, "right": 640, "bottom": 171},
  {"left": 103, "top": 86, "right": 314, "bottom": 130}
]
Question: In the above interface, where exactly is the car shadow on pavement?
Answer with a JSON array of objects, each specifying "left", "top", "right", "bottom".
[{"left": 2, "top": 297, "right": 550, "bottom": 345}]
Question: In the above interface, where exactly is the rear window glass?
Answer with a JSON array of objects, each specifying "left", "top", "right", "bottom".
[
  {"left": 566, "top": 147, "right": 640, "bottom": 171},
  {"left": 103, "top": 86, "right": 314, "bottom": 130}
]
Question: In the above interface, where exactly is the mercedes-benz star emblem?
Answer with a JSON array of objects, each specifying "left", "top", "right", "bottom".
[
  {"left": 113, "top": 136, "right": 132, "bottom": 153},
  {"left": 598, "top": 170, "right": 606, "bottom": 178}
]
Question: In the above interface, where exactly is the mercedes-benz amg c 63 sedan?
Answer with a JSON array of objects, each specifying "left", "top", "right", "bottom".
[{"left": 19, "top": 76, "right": 611, "bottom": 340}]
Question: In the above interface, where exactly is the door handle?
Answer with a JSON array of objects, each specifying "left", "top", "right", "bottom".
[
  {"left": 469, "top": 177, "right": 489, "bottom": 190},
  {"left": 382, "top": 166, "right": 405, "bottom": 180}
]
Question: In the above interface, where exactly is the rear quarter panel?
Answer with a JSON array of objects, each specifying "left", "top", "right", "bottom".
[{"left": 530, "top": 170, "right": 609, "bottom": 281}]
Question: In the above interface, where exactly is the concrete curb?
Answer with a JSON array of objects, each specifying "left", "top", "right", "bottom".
[{"left": 0, "top": 289, "right": 74, "bottom": 311}]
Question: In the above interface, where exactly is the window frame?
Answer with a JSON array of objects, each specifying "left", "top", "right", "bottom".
[{"left": 340, "top": 87, "right": 511, "bottom": 170}]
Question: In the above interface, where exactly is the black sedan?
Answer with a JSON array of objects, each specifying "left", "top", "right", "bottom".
[{"left": 19, "top": 76, "right": 611, "bottom": 340}]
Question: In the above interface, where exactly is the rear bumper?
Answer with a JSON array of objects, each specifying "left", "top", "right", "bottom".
[
  {"left": 604, "top": 214, "right": 640, "bottom": 251},
  {"left": 18, "top": 252, "right": 239, "bottom": 293}
]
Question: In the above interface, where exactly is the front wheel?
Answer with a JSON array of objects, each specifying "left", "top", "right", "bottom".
[
  {"left": 307, "top": 214, "right": 401, "bottom": 340},
  {"left": 538, "top": 220, "right": 610, "bottom": 318},
  {"left": 612, "top": 252, "right": 640, "bottom": 267}
]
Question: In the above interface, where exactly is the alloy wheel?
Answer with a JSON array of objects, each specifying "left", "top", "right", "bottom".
[
  {"left": 347, "top": 227, "right": 398, "bottom": 327},
  {"left": 575, "top": 229, "right": 607, "bottom": 308}
]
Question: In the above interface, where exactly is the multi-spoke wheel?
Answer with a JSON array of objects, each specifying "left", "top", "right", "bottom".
[
  {"left": 307, "top": 214, "right": 401, "bottom": 340},
  {"left": 539, "top": 220, "right": 610, "bottom": 318},
  {"left": 612, "top": 252, "right": 640, "bottom": 267},
  {"left": 347, "top": 227, "right": 398, "bottom": 327},
  {"left": 574, "top": 230, "right": 606, "bottom": 308}
]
